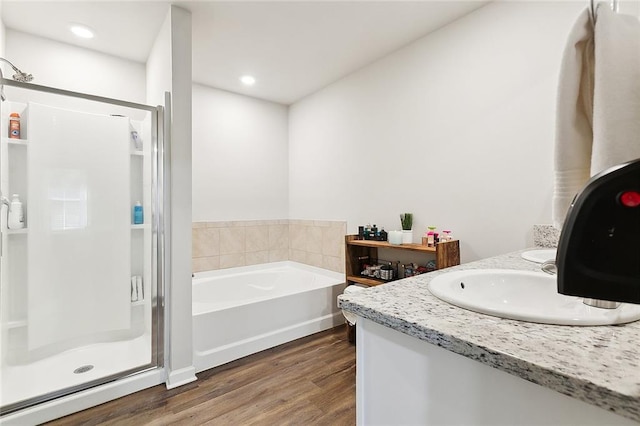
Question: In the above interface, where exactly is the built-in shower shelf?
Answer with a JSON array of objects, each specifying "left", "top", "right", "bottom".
[
  {"left": 131, "top": 300, "right": 146, "bottom": 307},
  {"left": 131, "top": 224, "right": 147, "bottom": 230},
  {"left": 130, "top": 150, "right": 144, "bottom": 156},
  {"left": 2, "top": 137, "right": 28, "bottom": 146},
  {"left": 4, "top": 319, "right": 27, "bottom": 329},
  {"left": 6, "top": 228, "right": 28, "bottom": 235}
]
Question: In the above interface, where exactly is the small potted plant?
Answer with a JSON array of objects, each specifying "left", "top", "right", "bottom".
[{"left": 400, "top": 213, "right": 413, "bottom": 244}]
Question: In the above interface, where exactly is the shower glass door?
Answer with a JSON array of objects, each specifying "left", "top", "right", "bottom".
[{"left": 0, "top": 79, "right": 164, "bottom": 415}]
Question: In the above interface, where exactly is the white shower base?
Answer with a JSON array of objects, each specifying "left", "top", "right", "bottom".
[{"left": 1, "top": 334, "right": 151, "bottom": 410}]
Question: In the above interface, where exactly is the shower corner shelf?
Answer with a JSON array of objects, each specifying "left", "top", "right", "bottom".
[
  {"left": 131, "top": 299, "right": 146, "bottom": 307},
  {"left": 130, "top": 150, "right": 144, "bottom": 156},
  {"left": 131, "top": 224, "right": 147, "bottom": 230},
  {"left": 2, "top": 137, "right": 28, "bottom": 146},
  {"left": 4, "top": 319, "right": 27, "bottom": 329},
  {"left": 6, "top": 228, "right": 28, "bottom": 235}
]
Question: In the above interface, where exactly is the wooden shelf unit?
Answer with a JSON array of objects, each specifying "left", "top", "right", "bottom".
[
  {"left": 345, "top": 234, "right": 460, "bottom": 287},
  {"left": 344, "top": 234, "right": 460, "bottom": 343}
]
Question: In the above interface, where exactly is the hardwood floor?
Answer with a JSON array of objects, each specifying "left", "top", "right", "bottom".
[{"left": 47, "top": 326, "right": 355, "bottom": 425}]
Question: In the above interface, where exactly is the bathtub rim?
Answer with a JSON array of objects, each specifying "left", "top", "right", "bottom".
[
  {"left": 192, "top": 261, "right": 344, "bottom": 284},
  {"left": 192, "top": 261, "right": 345, "bottom": 316}
]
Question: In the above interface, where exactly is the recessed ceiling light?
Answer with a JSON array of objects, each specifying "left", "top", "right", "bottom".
[
  {"left": 240, "top": 75, "right": 256, "bottom": 86},
  {"left": 70, "top": 24, "right": 95, "bottom": 39}
]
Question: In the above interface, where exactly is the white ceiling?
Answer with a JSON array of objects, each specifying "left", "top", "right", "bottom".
[{"left": 1, "top": 1, "right": 488, "bottom": 105}]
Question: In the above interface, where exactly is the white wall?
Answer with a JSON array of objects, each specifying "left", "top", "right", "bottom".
[
  {"left": 0, "top": 3, "right": 5, "bottom": 59},
  {"left": 192, "top": 84, "right": 289, "bottom": 222},
  {"left": 5, "top": 29, "right": 145, "bottom": 103},
  {"left": 146, "top": 5, "right": 196, "bottom": 389},
  {"left": 146, "top": 17, "right": 171, "bottom": 108},
  {"left": 289, "top": 1, "right": 584, "bottom": 262}
]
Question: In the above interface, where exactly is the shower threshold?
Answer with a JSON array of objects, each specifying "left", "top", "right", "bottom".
[{"left": 0, "top": 334, "right": 151, "bottom": 411}]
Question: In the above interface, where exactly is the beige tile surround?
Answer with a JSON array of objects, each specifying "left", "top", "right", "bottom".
[{"left": 192, "top": 219, "right": 346, "bottom": 274}]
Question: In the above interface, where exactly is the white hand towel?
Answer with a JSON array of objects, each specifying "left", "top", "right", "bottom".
[
  {"left": 553, "top": 8, "right": 594, "bottom": 229},
  {"left": 591, "top": 6, "right": 640, "bottom": 175},
  {"left": 553, "top": 7, "right": 640, "bottom": 230}
]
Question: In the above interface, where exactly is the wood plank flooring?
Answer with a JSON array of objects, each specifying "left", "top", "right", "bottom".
[{"left": 46, "top": 326, "right": 355, "bottom": 425}]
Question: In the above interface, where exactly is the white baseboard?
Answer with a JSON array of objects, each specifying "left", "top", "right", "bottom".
[{"left": 166, "top": 366, "right": 197, "bottom": 389}]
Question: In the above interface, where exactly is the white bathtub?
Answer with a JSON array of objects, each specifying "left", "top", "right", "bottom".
[{"left": 192, "top": 261, "right": 346, "bottom": 373}]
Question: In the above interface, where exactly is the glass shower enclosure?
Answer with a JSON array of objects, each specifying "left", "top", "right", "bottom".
[{"left": 0, "top": 78, "right": 165, "bottom": 415}]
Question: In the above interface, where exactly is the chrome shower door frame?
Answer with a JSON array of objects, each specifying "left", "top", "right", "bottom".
[{"left": 0, "top": 78, "right": 166, "bottom": 416}]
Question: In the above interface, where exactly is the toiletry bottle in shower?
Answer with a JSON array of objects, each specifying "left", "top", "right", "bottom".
[
  {"left": 133, "top": 201, "right": 144, "bottom": 225},
  {"left": 9, "top": 113, "right": 20, "bottom": 139},
  {"left": 8, "top": 194, "right": 24, "bottom": 229}
]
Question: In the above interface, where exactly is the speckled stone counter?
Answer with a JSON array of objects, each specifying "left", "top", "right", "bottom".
[
  {"left": 533, "top": 224, "right": 560, "bottom": 248},
  {"left": 338, "top": 251, "right": 640, "bottom": 423}
]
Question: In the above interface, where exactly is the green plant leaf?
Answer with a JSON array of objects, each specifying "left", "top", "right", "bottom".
[{"left": 400, "top": 213, "right": 413, "bottom": 230}]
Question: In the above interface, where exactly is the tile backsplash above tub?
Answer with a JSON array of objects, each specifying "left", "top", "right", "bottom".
[{"left": 192, "top": 219, "right": 346, "bottom": 274}]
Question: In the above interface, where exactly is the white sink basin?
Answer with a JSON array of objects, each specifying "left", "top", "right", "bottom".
[{"left": 428, "top": 269, "right": 640, "bottom": 326}]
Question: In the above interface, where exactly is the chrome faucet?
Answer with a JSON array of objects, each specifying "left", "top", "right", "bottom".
[
  {"left": 541, "top": 260, "right": 557, "bottom": 275},
  {"left": 541, "top": 259, "right": 621, "bottom": 309}
]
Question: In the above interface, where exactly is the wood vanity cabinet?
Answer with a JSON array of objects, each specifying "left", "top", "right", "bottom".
[{"left": 343, "top": 234, "right": 460, "bottom": 342}]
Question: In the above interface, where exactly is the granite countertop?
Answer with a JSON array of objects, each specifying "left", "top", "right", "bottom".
[{"left": 338, "top": 250, "right": 640, "bottom": 423}]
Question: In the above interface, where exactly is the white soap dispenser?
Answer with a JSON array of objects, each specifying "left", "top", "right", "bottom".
[{"left": 8, "top": 194, "right": 24, "bottom": 230}]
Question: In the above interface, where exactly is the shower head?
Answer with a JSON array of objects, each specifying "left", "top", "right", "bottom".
[
  {"left": 0, "top": 57, "right": 33, "bottom": 101},
  {"left": 0, "top": 57, "right": 34, "bottom": 83},
  {"left": 12, "top": 71, "right": 33, "bottom": 83}
]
